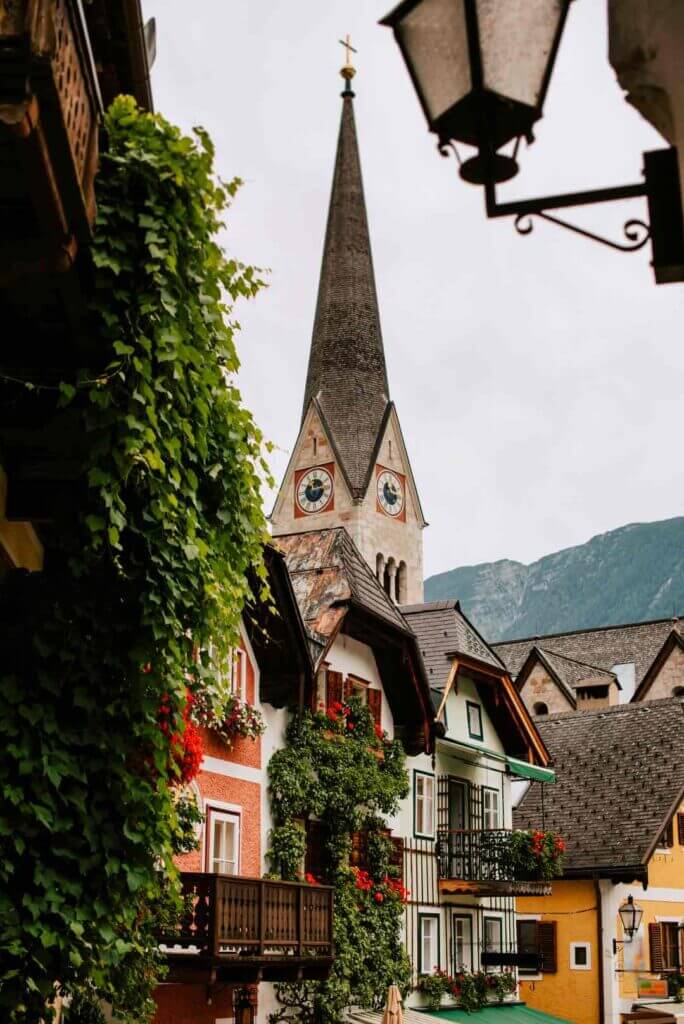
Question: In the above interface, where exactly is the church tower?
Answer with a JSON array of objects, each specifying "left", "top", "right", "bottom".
[{"left": 271, "top": 56, "right": 426, "bottom": 605}]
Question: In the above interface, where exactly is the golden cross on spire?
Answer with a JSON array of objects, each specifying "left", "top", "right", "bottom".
[
  {"left": 338, "top": 34, "right": 357, "bottom": 87},
  {"left": 339, "top": 34, "right": 357, "bottom": 67}
]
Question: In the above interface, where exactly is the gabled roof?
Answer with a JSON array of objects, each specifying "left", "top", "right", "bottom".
[
  {"left": 274, "top": 527, "right": 434, "bottom": 755},
  {"left": 633, "top": 629, "right": 684, "bottom": 702},
  {"left": 494, "top": 616, "right": 684, "bottom": 692},
  {"left": 401, "top": 601, "right": 550, "bottom": 767},
  {"left": 400, "top": 600, "right": 506, "bottom": 687},
  {"left": 517, "top": 646, "right": 620, "bottom": 711},
  {"left": 514, "top": 699, "right": 684, "bottom": 880},
  {"left": 301, "top": 88, "right": 390, "bottom": 498}
]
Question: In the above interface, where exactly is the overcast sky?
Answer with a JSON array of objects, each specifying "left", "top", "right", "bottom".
[{"left": 142, "top": 1, "right": 683, "bottom": 579}]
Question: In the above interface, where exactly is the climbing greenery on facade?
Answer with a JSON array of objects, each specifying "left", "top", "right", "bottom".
[
  {"left": 267, "top": 697, "right": 412, "bottom": 1024},
  {"left": 0, "top": 96, "right": 268, "bottom": 1023}
]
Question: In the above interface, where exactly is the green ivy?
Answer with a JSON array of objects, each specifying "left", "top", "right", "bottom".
[
  {"left": 0, "top": 96, "right": 268, "bottom": 1022},
  {"left": 267, "top": 698, "right": 411, "bottom": 1024}
]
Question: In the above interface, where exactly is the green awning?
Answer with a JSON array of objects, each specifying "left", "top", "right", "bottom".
[
  {"left": 426, "top": 1004, "right": 570, "bottom": 1024},
  {"left": 507, "top": 758, "right": 556, "bottom": 784}
]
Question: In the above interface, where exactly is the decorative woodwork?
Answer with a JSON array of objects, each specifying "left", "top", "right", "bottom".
[{"left": 160, "top": 873, "right": 335, "bottom": 983}]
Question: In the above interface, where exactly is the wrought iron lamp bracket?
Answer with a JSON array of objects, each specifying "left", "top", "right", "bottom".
[{"left": 483, "top": 175, "right": 650, "bottom": 254}]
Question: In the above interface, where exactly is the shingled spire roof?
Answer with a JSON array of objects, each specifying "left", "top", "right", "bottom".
[{"left": 302, "top": 86, "right": 390, "bottom": 498}]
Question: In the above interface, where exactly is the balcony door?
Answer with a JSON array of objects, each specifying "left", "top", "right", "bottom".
[{"left": 448, "top": 779, "right": 468, "bottom": 878}]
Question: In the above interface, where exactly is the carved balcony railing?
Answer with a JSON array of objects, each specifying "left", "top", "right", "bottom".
[
  {"left": 0, "top": 0, "right": 102, "bottom": 282},
  {"left": 159, "top": 873, "right": 335, "bottom": 983},
  {"left": 436, "top": 830, "right": 553, "bottom": 897}
]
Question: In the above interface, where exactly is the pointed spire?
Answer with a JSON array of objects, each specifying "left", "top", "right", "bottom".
[{"left": 301, "top": 69, "right": 390, "bottom": 498}]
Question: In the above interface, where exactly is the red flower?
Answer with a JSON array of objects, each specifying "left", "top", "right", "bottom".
[
  {"left": 305, "top": 872, "right": 318, "bottom": 886},
  {"left": 332, "top": 701, "right": 343, "bottom": 712},
  {"left": 374, "top": 891, "right": 384, "bottom": 902},
  {"left": 347, "top": 721, "right": 355, "bottom": 731}
]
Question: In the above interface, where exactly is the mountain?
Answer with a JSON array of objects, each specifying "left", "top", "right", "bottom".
[{"left": 424, "top": 517, "right": 684, "bottom": 642}]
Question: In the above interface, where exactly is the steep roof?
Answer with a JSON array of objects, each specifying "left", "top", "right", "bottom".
[
  {"left": 301, "top": 88, "right": 390, "bottom": 498},
  {"left": 275, "top": 528, "right": 410, "bottom": 657},
  {"left": 494, "top": 616, "right": 684, "bottom": 691},
  {"left": 401, "top": 600, "right": 506, "bottom": 687},
  {"left": 274, "top": 526, "right": 434, "bottom": 755},
  {"left": 514, "top": 699, "right": 684, "bottom": 880}
]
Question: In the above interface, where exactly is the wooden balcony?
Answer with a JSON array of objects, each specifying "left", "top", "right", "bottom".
[
  {"left": 437, "top": 830, "right": 552, "bottom": 897},
  {"left": 0, "top": 0, "right": 102, "bottom": 283},
  {"left": 160, "top": 873, "right": 335, "bottom": 984}
]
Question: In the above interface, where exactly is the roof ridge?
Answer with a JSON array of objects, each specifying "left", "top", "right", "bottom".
[
  {"left": 537, "top": 645, "right": 617, "bottom": 677},
  {"left": 494, "top": 614, "right": 683, "bottom": 648},
  {"left": 538, "top": 695, "right": 684, "bottom": 722}
]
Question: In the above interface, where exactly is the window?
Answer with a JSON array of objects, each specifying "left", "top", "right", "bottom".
[
  {"left": 570, "top": 942, "right": 591, "bottom": 971},
  {"left": 206, "top": 808, "right": 239, "bottom": 875},
  {"left": 516, "top": 919, "right": 541, "bottom": 976},
  {"left": 414, "top": 772, "right": 435, "bottom": 838},
  {"left": 650, "top": 922, "right": 681, "bottom": 972},
  {"left": 452, "top": 915, "right": 473, "bottom": 972},
  {"left": 466, "top": 701, "right": 483, "bottom": 740},
  {"left": 673, "top": 686, "right": 684, "bottom": 698},
  {"left": 484, "top": 917, "right": 503, "bottom": 970},
  {"left": 515, "top": 920, "right": 557, "bottom": 974},
  {"left": 419, "top": 914, "right": 440, "bottom": 974},
  {"left": 229, "top": 647, "right": 246, "bottom": 699},
  {"left": 533, "top": 702, "right": 549, "bottom": 716},
  {"left": 483, "top": 788, "right": 500, "bottom": 830}
]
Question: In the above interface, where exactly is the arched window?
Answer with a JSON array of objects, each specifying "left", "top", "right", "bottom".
[
  {"left": 376, "top": 553, "right": 385, "bottom": 582},
  {"left": 383, "top": 557, "right": 396, "bottom": 601},
  {"left": 533, "top": 702, "right": 549, "bottom": 717},
  {"left": 397, "top": 561, "right": 407, "bottom": 604},
  {"left": 672, "top": 686, "right": 684, "bottom": 698}
]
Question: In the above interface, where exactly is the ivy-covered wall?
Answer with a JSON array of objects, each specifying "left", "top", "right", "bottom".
[{"left": 0, "top": 97, "right": 269, "bottom": 1024}]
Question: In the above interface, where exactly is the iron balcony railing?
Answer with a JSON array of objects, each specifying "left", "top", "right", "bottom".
[{"left": 437, "top": 829, "right": 521, "bottom": 883}]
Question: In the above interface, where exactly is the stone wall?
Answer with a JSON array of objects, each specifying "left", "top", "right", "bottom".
[{"left": 519, "top": 663, "right": 575, "bottom": 716}]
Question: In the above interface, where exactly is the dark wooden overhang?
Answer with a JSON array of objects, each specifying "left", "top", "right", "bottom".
[{"left": 244, "top": 544, "right": 314, "bottom": 710}]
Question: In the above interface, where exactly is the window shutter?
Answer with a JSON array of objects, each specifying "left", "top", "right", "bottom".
[
  {"left": 677, "top": 813, "right": 684, "bottom": 846},
  {"left": 327, "top": 670, "right": 343, "bottom": 709},
  {"left": 650, "top": 923, "right": 664, "bottom": 972},
  {"left": 368, "top": 689, "right": 382, "bottom": 727},
  {"left": 538, "top": 922, "right": 557, "bottom": 973}
]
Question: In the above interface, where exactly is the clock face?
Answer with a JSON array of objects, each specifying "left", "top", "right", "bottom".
[
  {"left": 296, "top": 466, "right": 334, "bottom": 514},
  {"left": 377, "top": 470, "right": 404, "bottom": 517}
]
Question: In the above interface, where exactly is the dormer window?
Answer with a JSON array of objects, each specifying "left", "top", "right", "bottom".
[{"left": 533, "top": 702, "right": 549, "bottom": 717}]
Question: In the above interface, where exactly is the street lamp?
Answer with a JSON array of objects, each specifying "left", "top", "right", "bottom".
[
  {"left": 613, "top": 896, "right": 644, "bottom": 953},
  {"left": 379, "top": 0, "right": 570, "bottom": 184},
  {"left": 381, "top": 0, "right": 684, "bottom": 281}
]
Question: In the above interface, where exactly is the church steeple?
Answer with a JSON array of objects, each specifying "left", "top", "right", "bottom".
[
  {"left": 271, "top": 53, "right": 426, "bottom": 606},
  {"left": 301, "top": 60, "right": 390, "bottom": 498}
]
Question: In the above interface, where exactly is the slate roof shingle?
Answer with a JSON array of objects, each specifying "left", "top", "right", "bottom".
[
  {"left": 513, "top": 698, "right": 684, "bottom": 877},
  {"left": 401, "top": 600, "right": 506, "bottom": 689},
  {"left": 301, "top": 93, "right": 390, "bottom": 498},
  {"left": 495, "top": 617, "right": 684, "bottom": 691}
]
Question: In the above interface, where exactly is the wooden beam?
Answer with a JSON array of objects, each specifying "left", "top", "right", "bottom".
[{"left": 436, "top": 658, "right": 459, "bottom": 722}]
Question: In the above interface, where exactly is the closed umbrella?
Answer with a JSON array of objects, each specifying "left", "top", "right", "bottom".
[{"left": 382, "top": 985, "right": 403, "bottom": 1024}]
